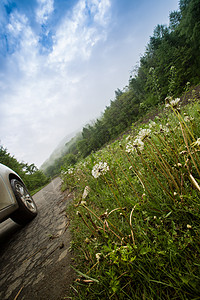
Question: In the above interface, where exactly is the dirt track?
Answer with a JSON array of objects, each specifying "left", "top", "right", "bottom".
[{"left": 0, "top": 177, "right": 75, "bottom": 300}]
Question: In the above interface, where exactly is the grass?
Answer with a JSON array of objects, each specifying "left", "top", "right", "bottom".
[
  {"left": 61, "top": 93, "right": 200, "bottom": 299},
  {"left": 30, "top": 180, "right": 51, "bottom": 196}
]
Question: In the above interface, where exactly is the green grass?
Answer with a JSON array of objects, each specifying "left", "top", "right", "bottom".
[
  {"left": 62, "top": 95, "right": 200, "bottom": 299},
  {"left": 30, "top": 180, "right": 50, "bottom": 196}
]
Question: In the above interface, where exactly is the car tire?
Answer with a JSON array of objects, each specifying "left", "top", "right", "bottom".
[{"left": 10, "top": 179, "right": 37, "bottom": 225}]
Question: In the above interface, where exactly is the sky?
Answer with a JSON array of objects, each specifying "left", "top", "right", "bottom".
[{"left": 0, "top": 0, "right": 179, "bottom": 168}]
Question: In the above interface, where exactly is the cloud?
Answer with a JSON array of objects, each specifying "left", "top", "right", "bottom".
[
  {"left": 0, "top": 0, "right": 179, "bottom": 167},
  {"left": 36, "top": 0, "right": 54, "bottom": 24},
  {"left": 49, "top": 0, "right": 110, "bottom": 65},
  {"left": 0, "top": 0, "right": 114, "bottom": 166}
]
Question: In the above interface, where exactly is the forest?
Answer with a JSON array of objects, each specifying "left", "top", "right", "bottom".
[{"left": 43, "top": 0, "right": 200, "bottom": 177}]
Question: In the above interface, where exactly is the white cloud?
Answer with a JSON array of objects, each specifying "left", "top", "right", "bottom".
[
  {"left": 6, "top": 10, "right": 39, "bottom": 77},
  {"left": 49, "top": 0, "right": 111, "bottom": 66},
  {"left": 0, "top": 0, "right": 113, "bottom": 166},
  {"left": 0, "top": 0, "right": 179, "bottom": 167},
  {"left": 90, "top": 0, "right": 111, "bottom": 26},
  {"left": 36, "top": 0, "right": 54, "bottom": 24}
]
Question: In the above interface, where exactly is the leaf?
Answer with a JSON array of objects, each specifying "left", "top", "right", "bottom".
[
  {"left": 164, "top": 211, "right": 172, "bottom": 218},
  {"left": 179, "top": 275, "right": 190, "bottom": 285},
  {"left": 71, "top": 265, "right": 99, "bottom": 283},
  {"left": 140, "top": 247, "right": 150, "bottom": 255},
  {"left": 130, "top": 256, "right": 136, "bottom": 262}
]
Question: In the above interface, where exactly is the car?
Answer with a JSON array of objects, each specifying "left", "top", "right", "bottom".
[{"left": 0, "top": 163, "right": 37, "bottom": 225}]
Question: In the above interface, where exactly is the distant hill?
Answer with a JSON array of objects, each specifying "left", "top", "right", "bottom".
[{"left": 40, "top": 130, "right": 81, "bottom": 172}]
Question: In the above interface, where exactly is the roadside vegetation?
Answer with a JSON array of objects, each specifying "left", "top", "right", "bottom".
[
  {"left": 62, "top": 93, "right": 200, "bottom": 299},
  {"left": 59, "top": 0, "right": 200, "bottom": 298},
  {"left": 0, "top": 146, "right": 49, "bottom": 193}
]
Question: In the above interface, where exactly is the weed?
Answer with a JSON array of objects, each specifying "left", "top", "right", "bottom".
[{"left": 63, "top": 96, "right": 200, "bottom": 299}]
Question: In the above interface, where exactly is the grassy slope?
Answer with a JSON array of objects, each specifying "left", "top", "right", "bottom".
[{"left": 62, "top": 89, "right": 200, "bottom": 299}]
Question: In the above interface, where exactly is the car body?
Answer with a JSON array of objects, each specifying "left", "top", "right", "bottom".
[{"left": 0, "top": 163, "right": 37, "bottom": 225}]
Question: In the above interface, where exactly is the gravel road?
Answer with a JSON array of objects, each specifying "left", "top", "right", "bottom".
[{"left": 0, "top": 177, "right": 75, "bottom": 300}]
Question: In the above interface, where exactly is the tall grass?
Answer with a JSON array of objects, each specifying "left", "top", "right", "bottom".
[{"left": 62, "top": 95, "right": 200, "bottom": 299}]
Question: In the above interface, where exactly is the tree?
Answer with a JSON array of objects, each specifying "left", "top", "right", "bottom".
[{"left": 0, "top": 145, "right": 49, "bottom": 191}]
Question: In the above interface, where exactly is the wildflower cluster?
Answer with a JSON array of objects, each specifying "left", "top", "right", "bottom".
[
  {"left": 92, "top": 162, "right": 109, "bottom": 178},
  {"left": 184, "top": 114, "right": 194, "bottom": 122},
  {"left": 165, "top": 97, "right": 181, "bottom": 108},
  {"left": 159, "top": 124, "right": 169, "bottom": 133},
  {"left": 149, "top": 120, "right": 156, "bottom": 128},
  {"left": 61, "top": 167, "right": 74, "bottom": 175},
  {"left": 126, "top": 128, "right": 151, "bottom": 153}
]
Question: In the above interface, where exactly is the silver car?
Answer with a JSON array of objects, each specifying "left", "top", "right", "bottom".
[{"left": 0, "top": 163, "right": 37, "bottom": 225}]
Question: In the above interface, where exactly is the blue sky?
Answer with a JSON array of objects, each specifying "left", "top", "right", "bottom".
[{"left": 0, "top": 0, "right": 179, "bottom": 167}]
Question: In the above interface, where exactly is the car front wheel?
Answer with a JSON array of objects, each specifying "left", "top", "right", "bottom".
[{"left": 10, "top": 179, "right": 37, "bottom": 225}]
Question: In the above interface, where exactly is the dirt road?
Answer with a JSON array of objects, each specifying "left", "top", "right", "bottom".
[{"left": 0, "top": 177, "right": 75, "bottom": 300}]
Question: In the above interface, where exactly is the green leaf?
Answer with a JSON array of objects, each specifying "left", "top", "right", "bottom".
[
  {"left": 140, "top": 247, "right": 151, "bottom": 255},
  {"left": 70, "top": 265, "right": 99, "bottom": 283}
]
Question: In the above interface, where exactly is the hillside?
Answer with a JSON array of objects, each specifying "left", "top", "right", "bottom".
[
  {"left": 62, "top": 90, "right": 200, "bottom": 299},
  {"left": 59, "top": 1, "right": 200, "bottom": 298},
  {"left": 40, "top": 131, "right": 82, "bottom": 177}
]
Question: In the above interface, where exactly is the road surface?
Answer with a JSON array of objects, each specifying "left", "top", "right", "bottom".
[{"left": 0, "top": 177, "right": 75, "bottom": 300}]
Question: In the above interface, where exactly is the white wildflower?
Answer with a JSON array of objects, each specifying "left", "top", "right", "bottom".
[
  {"left": 82, "top": 186, "right": 90, "bottom": 199},
  {"left": 61, "top": 170, "right": 68, "bottom": 175},
  {"left": 160, "top": 124, "right": 169, "bottom": 133},
  {"left": 187, "top": 224, "right": 192, "bottom": 229},
  {"left": 126, "top": 138, "right": 144, "bottom": 153},
  {"left": 184, "top": 116, "right": 194, "bottom": 122},
  {"left": 184, "top": 116, "right": 190, "bottom": 122},
  {"left": 125, "top": 128, "right": 150, "bottom": 153},
  {"left": 67, "top": 168, "right": 74, "bottom": 174},
  {"left": 165, "top": 96, "right": 172, "bottom": 108},
  {"left": 80, "top": 200, "right": 87, "bottom": 206},
  {"left": 126, "top": 141, "right": 134, "bottom": 153},
  {"left": 92, "top": 162, "right": 109, "bottom": 178},
  {"left": 149, "top": 121, "right": 156, "bottom": 128},
  {"left": 171, "top": 97, "right": 181, "bottom": 107},
  {"left": 133, "top": 138, "right": 144, "bottom": 151},
  {"left": 96, "top": 253, "right": 102, "bottom": 262},
  {"left": 149, "top": 67, "right": 154, "bottom": 74},
  {"left": 138, "top": 128, "right": 151, "bottom": 140},
  {"left": 82, "top": 162, "right": 87, "bottom": 167},
  {"left": 165, "top": 97, "right": 181, "bottom": 108},
  {"left": 192, "top": 138, "right": 200, "bottom": 147}
]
